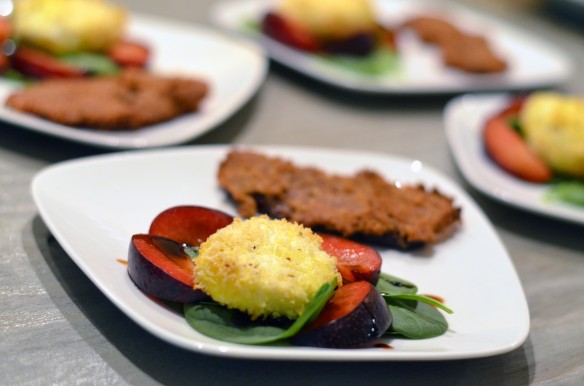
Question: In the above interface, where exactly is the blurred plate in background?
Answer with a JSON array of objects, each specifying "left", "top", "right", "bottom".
[
  {"left": 212, "top": 0, "right": 572, "bottom": 94},
  {"left": 0, "top": 14, "right": 267, "bottom": 149},
  {"left": 445, "top": 93, "right": 584, "bottom": 225}
]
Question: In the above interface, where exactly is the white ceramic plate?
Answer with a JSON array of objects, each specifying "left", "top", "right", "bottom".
[
  {"left": 445, "top": 93, "right": 584, "bottom": 225},
  {"left": 0, "top": 15, "right": 267, "bottom": 149},
  {"left": 211, "top": 0, "right": 571, "bottom": 94},
  {"left": 31, "top": 145, "right": 529, "bottom": 360}
]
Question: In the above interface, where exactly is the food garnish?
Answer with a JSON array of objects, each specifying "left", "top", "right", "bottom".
[{"left": 128, "top": 205, "right": 453, "bottom": 349}]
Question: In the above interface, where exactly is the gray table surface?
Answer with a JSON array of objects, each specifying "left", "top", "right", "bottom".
[{"left": 2, "top": 1, "right": 584, "bottom": 385}]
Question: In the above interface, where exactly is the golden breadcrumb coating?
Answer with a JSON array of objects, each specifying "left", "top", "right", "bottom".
[
  {"left": 521, "top": 92, "right": 584, "bottom": 178},
  {"left": 12, "top": 0, "right": 127, "bottom": 54},
  {"left": 278, "top": 0, "right": 376, "bottom": 40},
  {"left": 194, "top": 216, "right": 341, "bottom": 320}
]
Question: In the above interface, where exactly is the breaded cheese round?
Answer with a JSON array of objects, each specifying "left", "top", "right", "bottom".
[
  {"left": 520, "top": 92, "right": 584, "bottom": 178},
  {"left": 194, "top": 215, "right": 341, "bottom": 320},
  {"left": 12, "top": 0, "right": 127, "bottom": 54},
  {"left": 278, "top": 0, "right": 376, "bottom": 40}
]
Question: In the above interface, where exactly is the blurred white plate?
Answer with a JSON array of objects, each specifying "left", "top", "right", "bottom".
[
  {"left": 0, "top": 14, "right": 267, "bottom": 148},
  {"left": 445, "top": 93, "right": 584, "bottom": 224},
  {"left": 32, "top": 145, "right": 529, "bottom": 360},
  {"left": 211, "top": 0, "right": 571, "bottom": 94}
]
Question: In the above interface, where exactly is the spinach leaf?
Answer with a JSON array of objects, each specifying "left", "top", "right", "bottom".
[
  {"left": 1, "top": 68, "right": 32, "bottom": 83},
  {"left": 376, "top": 272, "right": 451, "bottom": 339},
  {"left": 318, "top": 47, "right": 399, "bottom": 76},
  {"left": 546, "top": 180, "right": 584, "bottom": 207},
  {"left": 386, "top": 301, "right": 448, "bottom": 339},
  {"left": 390, "top": 293, "right": 453, "bottom": 314},
  {"left": 183, "top": 280, "right": 336, "bottom": 344},
  {"left": 508, "top": 117, "right": 523, "bottom": 135},
  {"left": 242, "top": 17, "right": 398, "bottom": 76},
  {"left": 183, "top": 245, "right": 199, "bottom": 261},
  {"left": 59, "top": 52, "right": 120, "bottom": 76},
  {"left": 183, "top": 303, "right": 291, "bottom": 344},
  {"left": 241, "top": 19, "right": 261, "bottom": 33},
  {"left": 375, "top": 272, "right": 418, "bottom": 295}
]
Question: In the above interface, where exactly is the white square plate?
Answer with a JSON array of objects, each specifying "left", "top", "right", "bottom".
[
  {"left": 211, "top": 0, "right": 571, "bottom": 94},
  {"left": 31, "top": 145, "right": 529, "bottom": 360},
  {"left": 445, "top": 93, "right": 584, "bottom": 224},
  {"left": 0, "top": 15, "right": 267, "bottom": 149}
]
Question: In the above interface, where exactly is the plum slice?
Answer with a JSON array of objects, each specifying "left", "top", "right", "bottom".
[
  {"left": 320, "top": 233, "right": 382, "bottom": 285},
  {"left": 128, "top": 234, "right": 208, "bottom": 303},
  {"left": 108, "top": 39, "right": 150, "bottom": 68},
  {"left": 149, "top": 205, "right": 233, "bottom": 248},
  {"left": 10, "top": 46, "right": 87, "bottom": 79},
  {"left": 482, "top": 95, "right": 551, "bottom": 183},
  {"left": 483, "top": 113, "right": 552, "bottom": 183},
  {"left": 292, "top": 281, "right": 391, "bottom": 348},
  {"left": 128, "top": 206, "right": 232, "bottom": 303},
  {"left": 323, "top": 33, "right": 376, "bottom": 56},
  {"left": 262, "top": 11, "right": 320, "bottom": 52}
]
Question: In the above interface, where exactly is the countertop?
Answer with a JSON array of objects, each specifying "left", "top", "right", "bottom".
[{"left": 1, "top": 1, "right": 583, "bottom": 385}]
